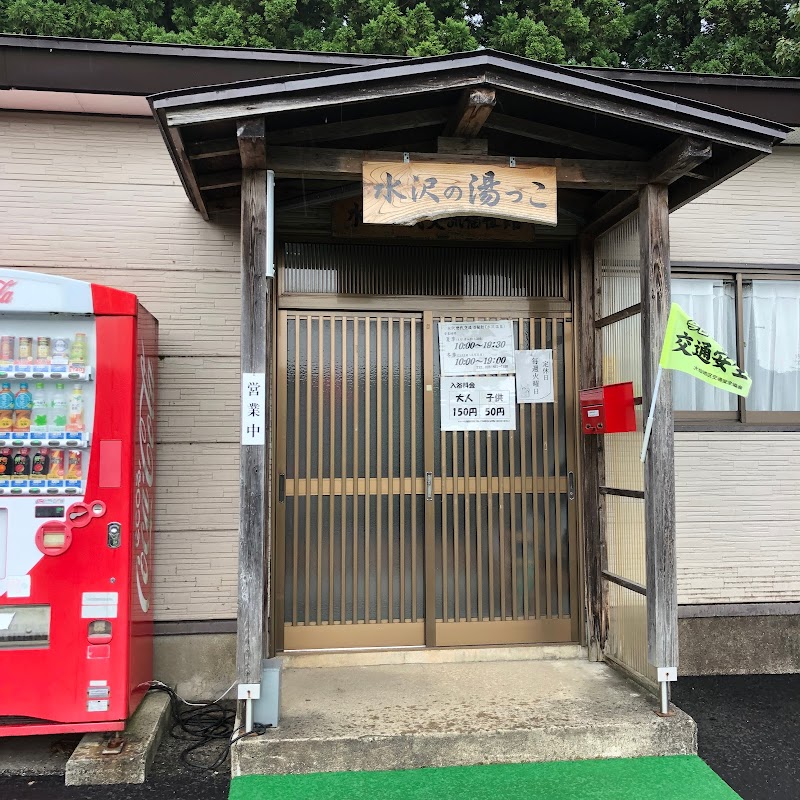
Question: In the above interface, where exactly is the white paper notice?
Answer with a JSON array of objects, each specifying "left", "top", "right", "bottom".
[
  {"left": 0, "top": 612, "right": 14, "bottom": 630},
  {"left": 6, "top": 575, "right": 31, "bottom": 599},
  {"left": 515, "top": 349, "right": 554, "bottom": 404},
  {"left": 441, "top": 376, "right": 516, "bottom": 431},
  {"left": 438, "top": 320, "right": 515, "bottom": 376},
  {"left": 241, "top": 372, "right": 267, "bottom": 446}
]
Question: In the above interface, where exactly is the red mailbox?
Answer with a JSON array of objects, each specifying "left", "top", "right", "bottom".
[{"left": 580, "top": 382, "right": 636, "bottom": 434}]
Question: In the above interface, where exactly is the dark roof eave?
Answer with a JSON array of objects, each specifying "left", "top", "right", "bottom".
[
  {"left": 0, "top": 33, "right": 399, "bottom": 65},
  {"left": 149, "top": 50, "right": 791, "bottom": 143}
]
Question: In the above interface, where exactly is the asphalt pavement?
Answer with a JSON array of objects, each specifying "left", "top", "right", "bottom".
[
  {"left": 0, "top": 674, "right": 796, "bottom": 799},
  {"left": 673, "top": 674, "right": 800, "bottom": 800}
]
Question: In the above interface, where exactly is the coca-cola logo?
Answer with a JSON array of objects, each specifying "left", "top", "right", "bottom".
[
  {"left": 133, "top": 342, "right": 156, "bottom": 615},
  {"left": 0, "top": 279, "right": 17, "bottom": 304}
]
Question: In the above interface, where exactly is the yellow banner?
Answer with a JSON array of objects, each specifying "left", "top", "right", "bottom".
[{"left": 659, "top": 303, "right": 751, "bottom": 397}]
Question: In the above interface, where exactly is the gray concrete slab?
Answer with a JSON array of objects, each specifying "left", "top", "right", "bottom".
[
  {"left": 232, "top": 658, "right": 696, "bottom": 776},
  {"left": 0, "top": 734, "right": 81, "bottom": 777},
  {"left": 65, "top": 692, "right": 171, "bottom": 786}
]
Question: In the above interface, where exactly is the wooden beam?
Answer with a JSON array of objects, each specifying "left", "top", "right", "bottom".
[
  {"left": 187, "top": 137, "right": 239, "bottom": 161},
  {"left": 485, "top": 112, "right": 649, "bottom": 161},
  {"left": 437, "top": 136, "right": 489, "bottom": 156},
  {"left": 237, "top": 117, "right": 267, "bottom": 169},
  {"left": 579, "top": 234, "right": 608, "bottom": 661},
  {"left": 267, "top": 107, "right": 450, "bottom": 146},
  {"left": 638, "top": 183, "right": 677, "bottom": 672},
  {"left": 281, "top": 183, "right": 361, "bottom": 212},
  {"left": 584, "top": 137, "right": 711, "bottom": 235},
  {"left": 648, "top": 136, "right": 711, "bottom": 185},
  {"left": 237, "top": 168, "right": 271, "bottom": 688},
  {"left": 198, "top": 147, "right": 650, "bottom": 190},
  {"left": 443, "top": 88, "right": 496, "bottom": 138},
  {"left": 167, "top": 126, "right": 209, "bottom": 220}
]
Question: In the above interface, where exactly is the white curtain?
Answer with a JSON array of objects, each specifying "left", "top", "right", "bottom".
[
  {"left": 671, "top": 279, "right": 737, "bottom": 412},
  {"left": 743, "top": 281, "right": 800, "bottom": 412}
]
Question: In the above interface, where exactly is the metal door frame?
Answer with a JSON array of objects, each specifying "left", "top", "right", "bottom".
[{"left": 275, "top": 296, "right": 578, "bottom": 651}]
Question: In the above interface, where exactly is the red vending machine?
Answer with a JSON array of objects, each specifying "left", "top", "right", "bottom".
[{"left": 0, "top": 268, "right": 157, "bottom": 735}]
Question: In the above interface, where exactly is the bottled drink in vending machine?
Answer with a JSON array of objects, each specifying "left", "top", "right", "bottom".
[
  {"left": 0, "top": 336, "right": 14, "bottom": 363},
  {"left": 48, "top": 449, "right": 65, "bottom": 480},
  {"left": 0, "top": 382, "right": 13, "bottom": 431},
  {"left": 51, "top": 383, "right": 67, "bottom": 430},
  {"left": 31, "top": 448, "right": 50, "bottom": 478},
  {"left": 31, "top": 382, "right": 49, "bottom": 434},
  {"left": 13, "top": 447, "right": 30, "bottom": 477},
  {"left": 67, "top": 386, "right": 84, "bottom": 433},
  {"left": 70, "top": 333, "right": 87, "bottom": 365},
  {"left": 14, "top": 382, "right": 32, "bottom": 432},
  {"left": 66, "top": 450, "right": 82, "bottom": 481},
  {"left": 17, "top": 337, "right": 33, "bottom": 365},
  {"left": 0, "top": 447, "right": 11, "bottom": 479}
]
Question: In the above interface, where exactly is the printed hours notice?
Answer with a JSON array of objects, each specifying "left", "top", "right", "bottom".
[{"left": 438, "top": 320, "right": 516, "bottom": 377}]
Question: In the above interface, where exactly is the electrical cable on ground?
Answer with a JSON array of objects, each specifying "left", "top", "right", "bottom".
[{"left": 144, "top": 681, "right": 268, "bottom": 772}]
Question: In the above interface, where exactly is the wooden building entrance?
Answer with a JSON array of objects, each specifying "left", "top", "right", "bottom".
[{"left": 275, "top": 245, "right": 579, "bottom": 651}]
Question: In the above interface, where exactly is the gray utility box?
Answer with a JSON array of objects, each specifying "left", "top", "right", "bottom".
[{"left": 252, "top": 657, "right": 282, "bottom": 728}]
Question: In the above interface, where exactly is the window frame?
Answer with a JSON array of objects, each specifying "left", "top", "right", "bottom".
[{"left": 672, "top": 265, "right": 800, "bottom": 430}]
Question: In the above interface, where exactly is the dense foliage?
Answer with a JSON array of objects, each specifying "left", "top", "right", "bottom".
[{"left": 1, "top": 0, "right": 799, "bottom": 74}]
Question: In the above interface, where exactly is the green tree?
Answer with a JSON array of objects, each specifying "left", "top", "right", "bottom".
[
  {"left": 776, "top": 2, "right": 800, "bottom": 71},
  {"left": 1, "top": 0, "right": 799, "bottom": 70},
  {"left": 623, "top": 0, "right": 799, "bottom": 74}
]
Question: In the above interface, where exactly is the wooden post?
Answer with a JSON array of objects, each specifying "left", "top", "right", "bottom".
[
  {"left": 578, "top": 234, "right": 607, "bottom": 660},
  {"left": 638, "top": 184, "right": 678, "bottom": 681},
  {"left": 237, "top": 164, "right": 271, "bottom": 702}
]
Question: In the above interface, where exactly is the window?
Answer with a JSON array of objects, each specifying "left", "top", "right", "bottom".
[
  {"left": 743, "top": 280, "right": 800, "bottom": 416},
  {"left": 672, "top": 278, "right": 737, "bottom": 413},
  {"left": 672, "top": 271, "right": 800, "bottom": 425}
]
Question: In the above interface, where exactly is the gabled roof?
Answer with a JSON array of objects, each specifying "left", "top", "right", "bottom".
[{"left": 148, "top": 49, "right": 791, "bottom": 223}]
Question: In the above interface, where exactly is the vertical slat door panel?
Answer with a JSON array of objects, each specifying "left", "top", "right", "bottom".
[
  {"left": 279, "top": 311, "right": 425, "bottom": 649},
  {"left": 277, "top": 308, "right": 577, "bottom": 651},
  {"left": 432, "top": 314, "right": 576, "bottom": 647}
]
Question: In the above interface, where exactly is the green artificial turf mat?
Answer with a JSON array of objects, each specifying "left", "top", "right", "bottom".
[{"left": 229, "top": 755, "right": 740, "bottom": 800}]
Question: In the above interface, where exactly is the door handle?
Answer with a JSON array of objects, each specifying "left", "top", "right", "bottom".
[
  {"left": 278, "top": 473, "right": 286, "bottom": 503},
  {"left": 425, "top": 472, "right": 433, "bottom": 501},
  {"left": 568, "top": 471, "right": 575, "bottom": 501}
]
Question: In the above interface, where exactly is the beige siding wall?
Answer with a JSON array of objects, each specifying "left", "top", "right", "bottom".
[
  {"left": 0, "top": 112, "right": 242, "bottom": 620},
  {"left": 671, "top": 145, "right": 800, "bottom": 264},
  {"left": 676, "top": 432, "right": 800, "bottom": 604},
  {"left": 673, "top": 145, "right": 800, "bottom": 605}
]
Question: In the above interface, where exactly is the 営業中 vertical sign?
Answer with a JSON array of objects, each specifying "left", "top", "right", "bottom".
[{"left": 241, "top": 372, "right": 266, "bottom": 445}]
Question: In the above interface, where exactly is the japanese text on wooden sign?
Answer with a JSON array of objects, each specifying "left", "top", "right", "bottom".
[
  {"left": 362, "top": 162, "right": 558, "bottom": 227},
  {"left": 439, "top": 320, "right": 516, "bottom": 376},
  {"left": 241, "top": 372, "right": 266, "bottom": 446},
  {"left": 441, "top": 376, "right": 516, "bottom": 431},
  {"left": 515, "top": 349, "right": 554, "bottom": 404}
]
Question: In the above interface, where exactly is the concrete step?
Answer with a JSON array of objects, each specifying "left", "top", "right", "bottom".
[
  {"left": 232, "top": 658, "right": 696, "bottom": 777},
  {"left": 282, "top": 643, "right": 585, "bottom": 669}
]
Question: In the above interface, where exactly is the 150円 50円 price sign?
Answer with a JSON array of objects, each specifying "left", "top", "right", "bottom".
[
  {"left": 440, "top": 376, "right": 516, "bottom": 431},
  {"left": 438, "top": 320, "right": 515, "bottom": 376}
]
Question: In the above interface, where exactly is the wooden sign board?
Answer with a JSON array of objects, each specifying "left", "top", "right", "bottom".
[
  {"left": 362, "top": 161, "right": 557, "bottom": 228},
  {"left": 332, "top": 197, "right": 536, "bottom": 242}
]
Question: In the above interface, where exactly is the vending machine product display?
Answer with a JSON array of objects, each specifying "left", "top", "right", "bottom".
[{"left": 0, "top": 269, "right": 157, "bottom": 735}]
